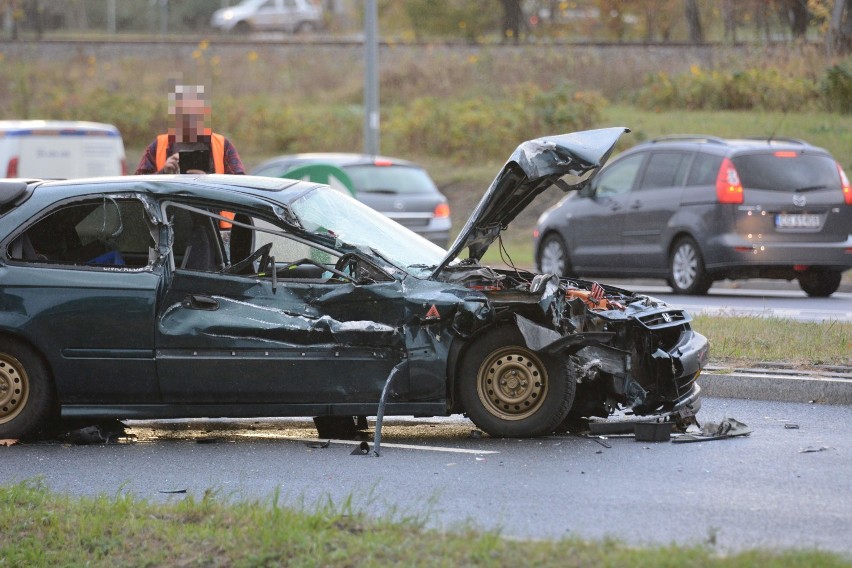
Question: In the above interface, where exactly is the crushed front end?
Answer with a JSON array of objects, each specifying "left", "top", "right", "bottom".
[{"left": 444, "top": 265, "right": 709, "bottom": 427}]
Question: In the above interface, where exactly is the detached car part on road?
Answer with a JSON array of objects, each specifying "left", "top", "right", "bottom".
[{"left": 0, "top": 128, "right": 707, "bottom": 441}]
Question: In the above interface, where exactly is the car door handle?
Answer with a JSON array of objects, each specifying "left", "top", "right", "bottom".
[{"left": 183, "top": 295, "right": 219, "bottom": 311}]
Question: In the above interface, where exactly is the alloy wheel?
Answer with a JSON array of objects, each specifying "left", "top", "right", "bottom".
[{"left": 672, "top": 242, "right": 699, "bottom": 290}]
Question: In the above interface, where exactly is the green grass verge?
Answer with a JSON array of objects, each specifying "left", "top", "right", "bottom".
[
  {"left": 694, "top": 315, "right": 851, "bottom": 368},
  {"left": 2, "top": 481, "right": 849, "bottom": 567}
]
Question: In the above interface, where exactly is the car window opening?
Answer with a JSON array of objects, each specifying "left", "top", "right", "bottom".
[
  {"left": 164, "top": 201, "right": 352, "bottom": 283},
  {"left": 7, "top": 197, "right": 156, "bottom": 269}
]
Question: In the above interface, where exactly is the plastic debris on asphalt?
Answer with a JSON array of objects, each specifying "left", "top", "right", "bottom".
[{"left": 672, "top": 418, "right": 752, "bottom": 443}]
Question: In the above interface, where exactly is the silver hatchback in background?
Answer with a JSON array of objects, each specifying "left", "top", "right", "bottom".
[
  {"left": 252, "top": 153, "right": 452, "bottom": 248},
  {"left": 211, "top": 0, "right": 323, "bottom": 34}
]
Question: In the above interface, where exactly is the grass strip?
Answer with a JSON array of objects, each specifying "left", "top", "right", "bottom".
[
  {"left": 1, "top": 480, "right": 849, "bottom": 567},
  {"left": 694, "top": 315, "right": 851, "bottom": 368}
]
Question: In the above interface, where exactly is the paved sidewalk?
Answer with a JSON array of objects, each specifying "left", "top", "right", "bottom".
[{"left": 699, "top": 364, "right": 852, "bottom": 405}]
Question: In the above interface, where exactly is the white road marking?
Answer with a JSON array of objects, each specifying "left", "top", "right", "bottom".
[{"left": 290, "top": 437, "right": 499, "bottom": 455}]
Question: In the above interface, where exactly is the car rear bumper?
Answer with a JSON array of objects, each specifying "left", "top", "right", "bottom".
[{"left": 705, "top": 233, "right": 852, "bottom": 270}]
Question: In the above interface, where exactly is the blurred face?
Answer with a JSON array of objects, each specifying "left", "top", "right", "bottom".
[{"left": 167, "top": 87, "right": 211, "bottom": 143}]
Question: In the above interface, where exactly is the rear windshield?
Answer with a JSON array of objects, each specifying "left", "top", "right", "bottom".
[
  {"left": 344, "top": 165, "right": 439, "bottom": 195},
  {"left": 732, "top": 153, "right": 839, "bottom": 192}
]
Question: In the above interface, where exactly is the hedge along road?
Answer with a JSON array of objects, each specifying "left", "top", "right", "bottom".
[{"left": 2, "top": 396, "right": 851, "bottom": 555}]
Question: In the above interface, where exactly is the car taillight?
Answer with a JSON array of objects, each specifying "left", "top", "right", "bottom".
[
  {"left": 433, "top": 202, "right": 450, "bottom": 218},
  {"left": 716, "top": 158, "right": 743, "bottom": 204},
  {"left": 6, "top": 157, "right": 18, "bottom": 177},
  {"left": 838, "top": 162, "right": 852, "bottom": 205}
]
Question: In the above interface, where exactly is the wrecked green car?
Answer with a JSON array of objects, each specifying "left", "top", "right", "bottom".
[{"left": 0, "top": 128, "right": 707, "bottom": 440}]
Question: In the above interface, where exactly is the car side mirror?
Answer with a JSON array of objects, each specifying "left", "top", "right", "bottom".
[{"left": 578, "top": 183, "right": 596, "bottom": 198}]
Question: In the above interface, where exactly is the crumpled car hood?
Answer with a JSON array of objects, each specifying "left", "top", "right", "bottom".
[{"left": 432, "top": 127, "right": 628, "bottom": 278}]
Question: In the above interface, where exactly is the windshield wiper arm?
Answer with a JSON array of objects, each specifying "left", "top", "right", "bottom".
[{"left": 357, "top": 188, "right": 398, "bottom": 195}]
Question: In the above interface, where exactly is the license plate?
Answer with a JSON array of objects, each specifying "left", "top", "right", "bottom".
[{"left": 775, "top": 214, "right": 821, "bottom": 228}]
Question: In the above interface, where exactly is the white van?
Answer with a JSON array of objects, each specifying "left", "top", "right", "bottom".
[{"left": 0, "top": 120, "right": 127, "bottom": 179}]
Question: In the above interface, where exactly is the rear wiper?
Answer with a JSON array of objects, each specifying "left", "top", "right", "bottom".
[
  {"left": 357, "top": 188, "right": 398, "bottom": 195},
  {"left": 794, "top": 185, "right": 827, "bottom": 193}
]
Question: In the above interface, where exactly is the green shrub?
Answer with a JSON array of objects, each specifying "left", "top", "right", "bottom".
[
  {"left": 821, "top": 60, "right": 852, "bottom": 114},
  {"left": 634, "top": 65, "right": 822, "bottom": 112},
  {"left": 383, "top": 85, "right": 605, "bottom": 162}
]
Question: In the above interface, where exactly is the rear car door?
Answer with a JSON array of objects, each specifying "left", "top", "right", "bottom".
[
  {"left": 2, "top": 195, "right": 161, "bottom": 403},
  {"left": 619, "top": 150, "right": 691, "bottom": 271},
  {"left": 155, "top": 202, "right": 407, "bottom": 405},
  {"left": 253, "top": 0, "right": 284, "bottom": 30}
]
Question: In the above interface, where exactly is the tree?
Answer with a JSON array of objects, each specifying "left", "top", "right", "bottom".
[
  {"left": 640, "top": 0, "right": 679, "bottom": 42},
  {"left": 783, "top": 0, "right": 810, "bottom": 37},
  {"left": 500, "top": 0, "right": 522, "bottom": 43},
  {"left": 685, "top": 0, "right": 703, "bottom": 42},
  {"left": 827, "top": 0, "right": 851, "bottom": 53}
]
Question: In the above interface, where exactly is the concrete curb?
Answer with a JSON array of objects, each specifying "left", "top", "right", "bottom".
[{"left": 699, "top": 366, "right": 852, "bottom": 405}]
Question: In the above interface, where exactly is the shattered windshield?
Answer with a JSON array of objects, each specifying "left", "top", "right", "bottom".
[{"left": 290, "top": 186, "right": 448, "bottom": 277}]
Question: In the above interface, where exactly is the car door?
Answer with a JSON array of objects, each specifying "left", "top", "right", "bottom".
[
  {"left": 154, "top": 202, "right": 407, "bottom": 405},
  {"left": 2, "top": 195, "right": 161, "bottom": 403},
  {"left": 619, "top": 151, "right": 691, "bottom": 272},
  {"left": 253, "top": 0, "right": 283, "bottom": 31},
  {"left": 566, "top": 152, "right": 645, "bottom": 272}
]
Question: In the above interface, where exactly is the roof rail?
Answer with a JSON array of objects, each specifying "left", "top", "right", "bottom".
[
  {"left": 743, "top": 136, "right": 808, "bottom": 145},
  {"left": 649, "top": 135, "right": 728, "bottom": 145}
]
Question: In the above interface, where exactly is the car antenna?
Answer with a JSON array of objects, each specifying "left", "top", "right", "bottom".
[{"left": 766, "top": 110, "right": 788, "bottom": 143}]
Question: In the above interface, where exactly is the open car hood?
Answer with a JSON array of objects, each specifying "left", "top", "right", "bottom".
[{"left": 432, "top": 127, "right": 628, "bottom": 278}]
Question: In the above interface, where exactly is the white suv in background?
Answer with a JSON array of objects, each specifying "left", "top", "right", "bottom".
[{"left": 211, "top": 0, "right": 323, "bottom": 34}]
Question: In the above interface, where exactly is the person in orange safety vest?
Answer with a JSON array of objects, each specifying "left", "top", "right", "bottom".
[{"left": 134, "top": 83, "right": 245, "bottom": 175}]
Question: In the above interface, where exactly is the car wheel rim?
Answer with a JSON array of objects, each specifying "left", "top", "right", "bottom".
[
  {"left": 0, "top": 354, "right": 29, "bottom": 425},
  {"left": 540, "top": 240, "right": 565, "bottom": 275},
  {"left": 672, "top": 244, "right": 697, "bottom": 289},
  {"left": 476, "top": 347, "right": 548, "bottom": 421}
]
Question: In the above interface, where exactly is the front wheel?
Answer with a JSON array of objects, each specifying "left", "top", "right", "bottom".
[
  {"left": 798, "top": 269, "right": 842, "bottom": 297},
  {"left": 458, "top": 327, "right": 575, "bottom": 437},
  {"left": 668, "top": 237, "right": 711, "bottom": 295},
  {"left": 0, "top": 339, "right": 56, "bottom": 440}
]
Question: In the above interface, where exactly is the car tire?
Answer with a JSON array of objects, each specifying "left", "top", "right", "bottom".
[
  {"left": 234, "top": 21, "right": 251, "bottom": 34},
  {"left": 0, "top": 338, "right": 56, "bottom": 440},
  {"left": 668, "top": 237, "right": 712, "bottom": 295},
  {"left": 797, "top": 269, "right": 842, "bottom": 298},
  {"left": 458, "top": 327, "right": 575, "bottom": 438},
  {"left": 538, "top": 233, "right": 570, "bottom": 277}
]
